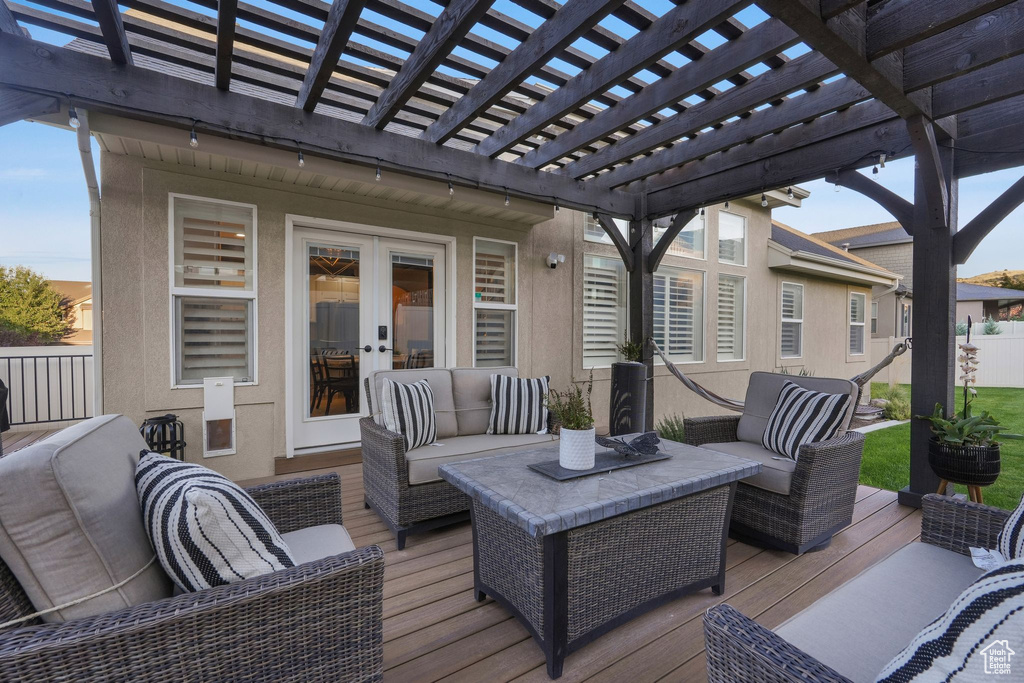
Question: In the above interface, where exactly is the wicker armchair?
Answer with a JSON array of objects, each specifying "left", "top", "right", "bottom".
[
  {"left": 704, "top": 494, "right": 1011, "bottom": 682},
  {"left": 0, "top": 473, "right": 386, "bottom": 682},
  {"left": 685, "top": 414, "right": 866, "bottom": 553}
]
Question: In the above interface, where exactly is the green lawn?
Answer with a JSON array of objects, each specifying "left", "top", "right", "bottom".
[{"left": 860, "top": 383, "right": 1024, "bottom": 510}]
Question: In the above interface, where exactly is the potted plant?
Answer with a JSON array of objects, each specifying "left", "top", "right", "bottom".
[
  {"left": 548, "top": 376, "right": 596, "bottom": 470},
  {"left": 609, "top": 332, "right": 647, "bottom": 436},
  {"left": 917, "top": 322, "right": 1022, "bottom": 487}
]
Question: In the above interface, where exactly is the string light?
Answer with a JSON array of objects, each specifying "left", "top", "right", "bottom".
[
  {"left": 67, "top": 104, "right": 80, "bottom": 129},
  {"left": 786, "top": 187, "right": 794, "bottom": 200},
  {"left": 879, "top": 153, "right": 886, "bottom": 169},
  {"left": 761, "top": 193, "right": 768, "bottom": 207},
  {"left": 555, "top": 198, "right": 560, "bottom": 212},
  {"left": 694, "top": 207, "right": 701, "bottom": 215},
  {"left": 504, "top": 187, "right": 510, "bottom": 207},
  {"left": 724, "top": 200, "right": 729, "bottom": 209},
  {"left": 872, "top": 163, "right": 879, "bottom": 174},
  {"left": 700, "top": 207, "right": 705, "bottom": 216},
  {"left": 297, "top": 150, "right": 305, "bottom": 168},
  {"left": 834, "top": 169, "right": 840, "bottom": 192},
  {"left": 447, "top": 174, "right": 454, "bottom": 197},
  {"left": 189, "top": 123, "right": 198, "bottom": 149},
  {"left": 375, "top": 158, "right": 381, "bottom": 182}
]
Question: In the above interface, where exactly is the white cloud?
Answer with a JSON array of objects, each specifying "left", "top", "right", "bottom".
[{"left": 0, "top": 168, "right": 48, "bottom": 180}]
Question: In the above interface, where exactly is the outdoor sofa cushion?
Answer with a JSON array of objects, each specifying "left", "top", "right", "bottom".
[
  {"left": 452, "top": 367, "right": 518, "bottom": 435},
  {"left": 379, "top": 378, "right": 437, "bottom": 450},
  {"left": 282, "top": 524, "right": 356, "bottom": 564},
  {"left": 876, "top": 558, "right": 1024, "bottom": 682},
  {"left": 701, "top": 441, "right": 796, "bottom": 495},
  {"left": 137, "top": 452, "right": 296, "bottom": 592},
  {"left": 761, "top": 381, "right": 852, "bottom": 460},
  {"left": 406, "top": 432, "right": 552, "bottom": 485},
  {"left": 737, "top": 372, "right": 858, "bottom": 444},
  {"left": 0, "top": 415, "right": 173, "bottom": 623},
  {"left": 774, "top": 542, "right": 982, "bottom": 682},
  {"left": 487, "top": 375, "right": 549, "bottom": 435},
  {"left": 997, "top": 492, "right": 1024, "bottom": 560},
  {"left": 367, "top": 368, "right": 457, "bottom": 439}
]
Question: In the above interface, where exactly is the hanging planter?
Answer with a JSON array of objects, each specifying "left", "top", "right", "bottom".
[{"left": 609, "top": 334, "right": 647, "bottom": 436}]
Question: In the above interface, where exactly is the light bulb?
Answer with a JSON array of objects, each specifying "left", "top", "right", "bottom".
[
  {"left": 189, "top": 127, "right": 198, "bottom": 149},
  {"left": 700, "top": 207, "right": 705, "bottom": 216},
  {"left": 297, "top": 150, "right": 305, "bottom": 168},
  {"left": 68, "top": 105, "right": 80, "bottom": 129},
  {"left": 555, "top": 200, "right": 560, "bottom": 212},
  {"left": 694, "top": 207, "right": 701, "bottom": 215},
  {"left": 724, "top": 200, "right": 729, "bottom": 209},
  {"left": 375, "top": 160, "right": 381, "bottom": 182},
  {"left": 872, "top": 164, "right": 878, "bottom": 174},
  {"left": 879, "top": 153, "right": 886, "bottom": 169},
  {"left": 761, "top": 193, "right": 768, "bottom": 207},
  {"left": 448, "top": 175, "right": 454, "bottom": 196},
  {"left": 834, "top": 182, "right": 840, "bottom": 193},
  {"left": 786, "top": 187, "right": 793, "bottom": 199},
  {"left": 504, "top": 188, "right": 510, "bottom": 207}
]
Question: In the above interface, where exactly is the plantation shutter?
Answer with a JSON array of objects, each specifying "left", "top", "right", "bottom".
[
  {"left": 849, "top": 293, "right": 866, "bottom": 354},
  {"left": 174, "top": 199, "right": 254, "bottom": 290},
  {"left": 653, "top": 268, "right": 703, "bottom": 362},
  {"left": 474, "top": 240, "right": 516, "bottom": 367},
  {"left": 177, "top": 297, "right": 253, "bottom": 382},
  {"left": 475, "top": 243, "right": 513, "bottom": 304},
  {"left": 475, "top": 310, "right": 513, "bottom": 367},
  {"left": 583, "top": 256, "right": 625, "bottom": 367},
  {"left": 781, "top": 283, "right": 803, "bottom": 358},
  {"left": 717, "top": 275, "right": 745, "bottom": 360}
]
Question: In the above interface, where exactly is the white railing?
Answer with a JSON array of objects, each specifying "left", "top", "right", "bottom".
[
  {"left": 0, "top": 346, "right": 94, "bottom": 426},
  {"left": 870, "top": 335, "right": 1024, "bottom": 388}
]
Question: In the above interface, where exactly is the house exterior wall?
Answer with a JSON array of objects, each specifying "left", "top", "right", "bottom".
[
  {"left": 849, "top": 243, "right": 913, "bottom": 288},
  {"left": 98, "top": 151, "right": 874, "bottom": 480},
  {"left": 956, "top": 300, "right": 985, "bottom": 324}
]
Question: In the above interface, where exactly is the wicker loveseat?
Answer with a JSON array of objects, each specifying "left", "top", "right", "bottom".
[
  {"left": 360, "top": 366, "right": 552, "bottom": 549},
  {"left": 704, "top": 494, "right": 1006, "bottom": 682},
  {"left": 0, "top": 415, "right": 384, "bottom": 682},
  {"left": 685, "top": 372, "right": 865, "bottom": 554}
]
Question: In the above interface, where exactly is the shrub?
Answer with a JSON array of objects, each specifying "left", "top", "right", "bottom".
[
  {"left": 0, "top": 266, "right": 74, "bottom": 345},
  {"left": 616, "top": 332, "right": 645, "bottom": 363},
  {"left": 884, "top": 395, "right": 911, "bottom": 421},
  {"left": 955, "top": 321, "right": 969, "bottom": 336},
  {"left": 656, "top": 414, "right": 686, "bottom": 442},
  {"left": 982, "top": 317, "right": 1003, "bottom": 335},
  {"left": 779, "top": 367, "right": 814, "bottom": 377},
  {"left": 547, "top": 374, "right": 594, "bottom": 431}
]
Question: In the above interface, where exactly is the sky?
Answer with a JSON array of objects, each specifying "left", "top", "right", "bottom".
[{"left": 0, "top": 0, "right": 1020, "bottom": 281}]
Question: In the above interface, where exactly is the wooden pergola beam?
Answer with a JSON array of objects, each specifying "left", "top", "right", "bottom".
[
  {"left": 647, "top": 209, "right": 696, "bottom": 272},
  {"left": 568, "top": 51, "right": 836, "bottom": 180},
  {"left": 0, "top": 0, "right": 21, "bottom": 33},
  {"left": 0, "top": 87, "right": 60, "bottom": 126},
  {"left": 865, "top": 0, "right": 1015, "bottom": 57},
  {"left": 517, "top": 18, "right": 798, "bottom": 170},
  {"left": 422, "top": 0, "right": 626, "bottom": 145},
  {"left": 595, "top": 212, "right": 635, "bottom": 272},
  {"left": 933, "top": 52, "right": 1024, "bottom": 117},
  {"left": 956, "top": 120, "right": 1024, "bottom": 178},
  {"left": 475, "top": 0, "right": 744, "bottom": 158},
  {"left": 214, "top": 0, "right": 238, "bottom": 90},
  {"left": 0, "top": 34, "right": 636, "bottom": 215},
  {"left": 89, "top": 0, "right": 133, "bottom": 64},
  {"left": 604, "top": 76, "right": 874, "bottom": 189},
  {"left": 362, "top": 0, "right": 495, "bottom": 130},
  {"left": 906, "top": 115, "right": 950, "bottom": 226},
  {"left": 295, "top": 0, "right": 366, "bottom": 112},
  {"left": 953, "top": 173, "right": 1024, "bottom": 264},
  {"left": 826, "top": 169, "right": 915, "bottom": 231}
]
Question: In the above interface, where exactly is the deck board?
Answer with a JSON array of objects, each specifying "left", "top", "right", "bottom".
[
  {"left": 240, "top": 465, "right": 923, "bottom": 682},
  {"left": 0, "top": 428, "right": 60, "bottom": 454}
]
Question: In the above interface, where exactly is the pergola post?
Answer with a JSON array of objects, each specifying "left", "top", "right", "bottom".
[
  {"left": 901, "top": 117, "right": 958, "bottom": 507},
  {"left": 628, "top": 215, "right": 655, "bottom": 433}
]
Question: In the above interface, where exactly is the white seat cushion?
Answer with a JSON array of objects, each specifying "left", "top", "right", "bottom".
[
  {"left": 281, "top": 525, "right": 356, "bottom": 564},
  {"left": 406, "top": 433, "right": 552, "bottom": 484},
  {"left": 701, "top": 441, "right": 797, "bottom": 495},
  {"left": 775, "top": 542, "right": 983, "bottom": 682}
]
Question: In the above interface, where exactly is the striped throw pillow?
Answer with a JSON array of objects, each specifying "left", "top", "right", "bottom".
[
  {"left": 380, "top": 378, "right": 437, "bottom": 451},
  {"left": 488, "top": 375, "right": 550, "bottom": 435},
  {"left": 135, "top": 452, "right": 295, "bottom": 593},
  {"left": 876, "top": 559, "right": 1024, "bottom": 682},
  {"left": 761, "top": 381, "right": 851, "bottom": 460},
  {"left": 998, "top": 493, "right": 1024, "bottom": 560}
]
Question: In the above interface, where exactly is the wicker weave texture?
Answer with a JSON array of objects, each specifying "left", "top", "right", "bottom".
[
  {"left": 703, "top": 604, "right": 852, "bottom": 683},
  {"left": 920, "top": 493, "right": 1010, "bottom": 556},
  {"left": 246, "top": 472, "right": 345, "bottom": 533},
  {"left": 566, "top": 486, "right": 729, "bottom": 641},
  {"left": 474, "top": 501, "right": 546, "bottom": 635},
  {"left": 683, "top": 415, "right": 741, "bottom": 447}
]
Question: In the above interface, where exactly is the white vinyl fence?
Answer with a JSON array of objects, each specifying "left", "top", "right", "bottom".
[
  {"left": 871, "top": 331, "right": 1024, "bottom": 388},
  {"left": 0, "top": 346, "right": 94, "bottom": 428}
]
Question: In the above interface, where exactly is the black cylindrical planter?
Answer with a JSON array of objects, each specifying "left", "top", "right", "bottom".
[
  {"left": 609, "top": 361, "right": 647, "bottom": 436},
  {"left": 928, "top": 438, "right": 1000, "bottom": 486}
]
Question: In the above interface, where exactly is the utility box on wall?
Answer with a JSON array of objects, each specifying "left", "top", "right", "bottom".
[{"left": 203, "top": 377, "right": 235, "bottom": 457}]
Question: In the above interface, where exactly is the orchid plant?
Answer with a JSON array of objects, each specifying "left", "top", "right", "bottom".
[{"left": 918, "top": 317, "right": 1023, "bottom": 447}]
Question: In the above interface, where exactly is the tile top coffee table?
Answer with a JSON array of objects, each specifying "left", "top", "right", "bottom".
[{"left": 439, "top": 437, "right": 762, "bottom": 679}]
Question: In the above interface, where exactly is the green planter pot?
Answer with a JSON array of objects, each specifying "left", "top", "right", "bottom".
[{"left": 927, "top": 438, "right": 1001, "bottom": 487}]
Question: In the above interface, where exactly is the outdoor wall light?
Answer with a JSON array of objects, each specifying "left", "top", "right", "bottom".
[{"left": 547, "top": 253, "right": 566, "bottom": 269}]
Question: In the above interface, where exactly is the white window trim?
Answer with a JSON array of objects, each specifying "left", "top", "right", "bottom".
[
  {"left": 717, "top": 209, "right": 748, "bottom": 267},
  {"left": 849, "top": 291, "right": 867, "bottom": 356},
  {"left": 168, "top": 193, "right": 259, "bottom": 389},
  {"left": 780, "top": 281, "right": 804, "bottom": 359},
  {"left": 717, "top": 274, "right": 747, "bottom": 362},
  {"left": 659, "top": 212, "right": 708, "bottom": 262},
  {"left": 472, "top": 236, "right": 518, "bottom": 368},
  {"left": 871, "top": 300, "right": 879, "bottom": 334},
  {"left": 652, "top": 265, "right": 706, "bottom": 365},
  {"left": 582, "top": 252, "right": 629, "bottom": 370}
]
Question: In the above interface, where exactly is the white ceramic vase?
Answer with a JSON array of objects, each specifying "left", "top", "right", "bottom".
[{"left": 559, "top": 427, "right": 596, "bottom": 470}]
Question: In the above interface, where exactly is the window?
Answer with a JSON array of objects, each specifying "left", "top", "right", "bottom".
[
  {"left": 850, "top": 292, "right": 866, "bottom": 355},
  {"left": 652, "top": 213, "right": 705, "bottom": 259},
  {"left": 871, "top": 301, "right": 878, "bottom": 334},
  {"left": 583, "top": 255, "right": 627, "bottom": 368},
  {"left": 900, "top": 302, "right": 912, "bottom": 337},
  {"left": 717, "top": 275, "right": 745, "bottom": 361},
  {"left": 653, "top": 266, "right": 704, "bottom": 362},
  {"left": 718, "top": 211, "right": 746, "bottom": 265},
  {"left": 170, "top": 195, "right": 256, "bottom": 386},
  {"left": 781, "top": 282, "right": 803, "bottom": 358},
  {"left": 584, "top": 214, "right": 629, "bottom": 245},
  {"left": 474, "top": 238, "right": 517, "bottom": 367}
]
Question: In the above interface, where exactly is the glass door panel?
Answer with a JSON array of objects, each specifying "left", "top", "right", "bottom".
[
  {"left": 307, "top": 243, "right": 361, "bottom": 417},
  {"left": 379, "top": 239, "right": 446, "bottom": 373}
]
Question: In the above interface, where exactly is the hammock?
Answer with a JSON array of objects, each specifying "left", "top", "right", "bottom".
[{"left": 650, "top": 339, "right": 910, "bottom": 413}]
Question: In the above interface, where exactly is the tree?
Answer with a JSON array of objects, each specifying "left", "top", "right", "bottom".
[
  {"left": 995, "top": 271, "right": 1024, "bottom": 290},
  {"left": 0, "top": 266, "right": 75, "bottom": 345}
]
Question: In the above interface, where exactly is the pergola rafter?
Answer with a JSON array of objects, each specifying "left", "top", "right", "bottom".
[{"left": 2, "top": 0, "right": 1024, "bottom": 508}]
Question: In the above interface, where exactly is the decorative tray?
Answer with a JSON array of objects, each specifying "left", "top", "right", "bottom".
[{"left": 527, "top": 450, "right": 672, "bottom": 481}]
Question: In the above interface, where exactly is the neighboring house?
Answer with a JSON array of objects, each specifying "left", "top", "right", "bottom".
[
  {"left": 49, "top": 280, "right": 93, "bottom": 345},
  {"left": 956, "top": 283, "right": 1024, "bottom": 322},
  {"left": 85, "top": 118, "right": 899, "bottom": 481}
]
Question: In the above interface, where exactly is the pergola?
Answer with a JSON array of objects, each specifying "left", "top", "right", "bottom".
[{"left": 2, "top": 0, "right": 1024, "bottom": 506}]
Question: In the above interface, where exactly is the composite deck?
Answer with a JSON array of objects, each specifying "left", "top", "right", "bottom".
[
  {"left": 0, "top": 428, "right": 60, "bottom": 454},
  {"left": 242, "top": 463, "right": 923, "bottom": 682}
]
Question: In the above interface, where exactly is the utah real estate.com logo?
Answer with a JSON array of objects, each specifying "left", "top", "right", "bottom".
[{"left": 980, "top": 639, "right": 1015, "bottom": 675}]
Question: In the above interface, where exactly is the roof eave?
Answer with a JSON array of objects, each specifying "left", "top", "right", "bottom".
[{"left": 768, "top": 241, "right": 900, "bottom": 287}]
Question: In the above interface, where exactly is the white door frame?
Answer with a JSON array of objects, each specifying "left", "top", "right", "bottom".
[{"left": 284, "top": 214, "right": 457, "bottom": 456}]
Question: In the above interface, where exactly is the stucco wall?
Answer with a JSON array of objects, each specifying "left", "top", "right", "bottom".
[
  {"left": 99, "top": 151, "right": 873, "bottom": 480},
  {"left": 956, "top": 300, "right": 985, "bottom": 324},
  {"left": 850, "top": 243, "right": 913, "bottom": 288}
]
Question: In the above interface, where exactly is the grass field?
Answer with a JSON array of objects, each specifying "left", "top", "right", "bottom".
[{"left": 861, "top": 383, "right": 1024, "bottom": 510}]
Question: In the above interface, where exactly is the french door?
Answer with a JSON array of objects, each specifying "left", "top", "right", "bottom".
[{"left": 290, "top": 226, "right": 447, "bottom": 451}]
